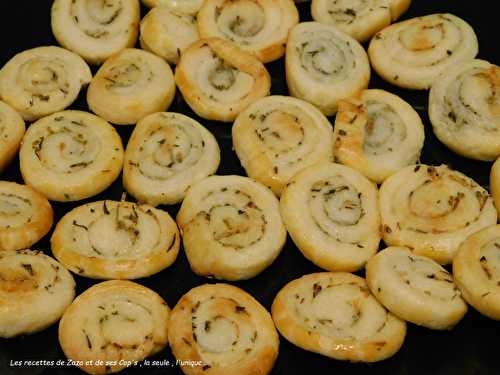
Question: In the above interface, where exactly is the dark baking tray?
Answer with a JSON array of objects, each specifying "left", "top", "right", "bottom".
[{"left": 0, "top": 1, "right": 498, "bottom": 374}]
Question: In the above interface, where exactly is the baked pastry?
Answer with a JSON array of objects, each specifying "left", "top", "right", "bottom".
[
  {"left": 286, "top": 22, "right": 370, "bottom": 115},
  {"left": 280, "top": 162, "right": 380, "bottom": 272},
  {"left": 232, "top": 95, "right": 334, "bottom": 196},
  {"left": 311, "top": 0, "right": 411, "bottom": 42},
  {"left": 141, "top": 0, "right": 204, "bottom": 14},
  {"left": 59, "top": 280, "right": 169, "bottom": 375},
  {"left": 368, "top": 14, "right": 479, "bottom": 89},
  {"left": 0, "top": 181, "right": 53, "bottom": 251},
  {"left": 0, "top": 46, "right": 91, "bottom": 121},
  {"left": 140, "top": 6, "right": 199, "bottom": 65},
  {"left": 271, "top": 272, "right": 406, "bottom": 362},
  {"left": 379, "top": 164, "right": 497, "bottom": 264},
  {"left": 429, "top": 59, "right": 500, "bottom": 161},
  {"left": 176, "top": 175, "right": 286, "bottom": 280},
  {"left": 175, "top": 38, "right": 271, "bottom": 122},
  {"left": 0, "top": 100, "right": 25, "bottom": 172},
  {"left": 453, "top": 225, "right": 500, "bottom": 320},
  {"left": 168, "top": 283, "right": 279, "bottom": 375},
  {"left": 366, "top": 246, "right": 467, "bottom": 330},
  {"left": 51, "top": 200, "right": 180, "bottom": 279},
  {"left": 87, "top": 48, "right": 176, "bottom": 125},
  {"left": 197, "top": 0, "right": 299, "bottom": 63},
  {"left": 490, "top": 157, "right": 500, "bottom": 216},
  {"left": 19, "top": 110, "right": 124, "bottom": 202},
  {"left": 0, "top": 249, "right": 75, "bottom": 338},
  {"left": 51, "top": 0, "right": 140, "bottom": 65},
  {"left": 123, "top": 112, "right": 220, "bottom": 206},
  {"left": 334, "top": 89, "right": 425, "bottom": 183}
]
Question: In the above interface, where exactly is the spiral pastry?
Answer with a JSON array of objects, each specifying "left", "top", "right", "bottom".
[
  {"left": 379, "top": 164, "right": 497, "bottom": 265},
  {"left": 197, "top": 0, "right": 299, "bottom": 63},
  {"left": 51, "top": 200, "right": 180, "bottom": 279},
  {"left": 175, "top": 38, "right": 271, "bottom": 122},
  {"left": 368, "top": 14, "right": 479, "bottom": 90},
  {"left": 334, "top": 89, "right": 425, "bottom": 184},
  {"left": 453, "top": 225, "right": 500, "bottom": 320},
  {"left": 124, "top": 112, "right": 221, "bottom": 206},
  {"left": 58, "top": 280, "right": 169, "bottom": 375},
  {"left": 232, "top": 96, "right": 334, "bottom": 196},
  {"left": 0, "top": 181, "right": 53, "bottom": 251},
  {"left": 272, "top": 272, "right": 406, "bottom": 362},
  {"left": 168, "top": 283, "right": 279, "bottom": 375},
  {"left": 0, "top": 46, "right": 92, "bottom": 121},
  {"left": 490, "top": 157, "right": 500, "bottom": 216},
  {"left": 280, "top": 162, "right": 380, "bottom": 272},
  {"left": 140, "top": 6, "right": 199, "bottom": 65},
  {"left": 311, "top": 0, "right": 411, "bottom": 43},
  {"left": 429, "top": 59, "right": 500, "bottom": 161},
  {"left": 19, "top": 110, "right": 124, "bottom": 202},
  {"left": 87, "top": 48, "right": 176, "bottom": 125},
  {"left": 286, "top": 22, "right": 370, "bottom": 116},
  {"left": 51, "top": 0, "right": 140, "bottom": 65},
  {"left": 177, "top": 175, "right": 286, "bottom": 280},
  {"left": 0, "top": 101, "right": 25, "bottom": 172},
  {"left": 366, "top": 246, "right": 467, "bottom": 330},
  {"left": 141, "top": 0, "right": 204, "bottom": 14},
  {"left": 0, "top": 249, "right": 75, "bottom": 338}
]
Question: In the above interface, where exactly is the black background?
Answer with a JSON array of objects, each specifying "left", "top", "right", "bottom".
[{"left": 0, "top": 1, "right": 499, "bottom": 374}]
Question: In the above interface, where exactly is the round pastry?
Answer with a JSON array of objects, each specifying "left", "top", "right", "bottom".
[
  {"left": 140, "top": 6, "right": 199, "bottom": 65},
  {"left": 490, "top": 157, "right": 500, "bottom": 216},
  {"left": 175, "top": 38, "right": 271, "bottom": 122},
  {"left": 280, "top": 162, "right": 380, "bottom": 272},
  {"left": 87, "top": 48, "right": 176, "bottom": 125},
  {"left": 0, "top": 100, "right": 25, "bottom": 172},
  {"left": 286, "top": 22, "right": 370, "bottom": 116},
  {"left": 176, "top": 175, "right": 286, "bottom": 280},
  {"left": 271, "top": 272, "right": 406, "bottom": 362},
  {"left": 0, "top": 46, "right": 92, "bottom": 121},
  {"left": 334, "top": 89, "right": 425, "bottom": 184},
  {"left": 51, "top": 0, "right": 140, "bottom": 65},
  {"left": 379, "top": 164, "right": 497, "bottom": 265},
  {"left": 59, "top": 280, "right": 169, "bottom": 375},
  {"left": 429, "top": 59, "right": 500, "bottom": 161},
  {"left": 197, "top": 0, "right": 299, "bottom": 63},
  {"left": 168, "top": 283, "right": 279, "bottom": 375},
  {"left": 51, "top": 200, "right": 180, "bottom": 279},
  {"left": 232, "top": 96, "right": 334, "bottom": 196},
  {"left": 141, "top": 0, "right": 204, "bottom": 14},
  {"left": 453, "top": 225, "right": 500, "bottom": 320},
  {"left": 0, "top": 249, "right": 75, "bottom": 338},
  {"left": 368, "top": 13, "right": 479, "bottom": 90},
  {"left": 311, "top": 0, "right": 411, "bottom": 43},
  {"left": 19, "top": 110, "right": 124, "bottom": 202},
  {"left": 366, "top": 246, "right": 467, "bottom": 330},
  {"left": 123, "top": 112, "right": 221, "bottom": 206},
  {"left": 0, "top": 181, "right": 53, "bottom": 251}
]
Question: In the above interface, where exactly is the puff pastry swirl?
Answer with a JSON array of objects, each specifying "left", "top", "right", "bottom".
[
  {"left": 177, "top": 175, "right": 286, "bottom": 280},
  {"left": 197, "top": 0, "right": 299, "bottom": 63},
  {"left": 168, "top": 283, "right": 279, "bottom": 375},
  {"left": 51, "top": 0, "right": 140, "bottom": 64},
  {"left": 379, "top": 164, "right": 497, "bottom": 264},
  {"left": 124, "top": 112, "right": 220, "bottom": 206},
  {"left": 51, "top": 200, "right": 180, "bottom": 279},
  {"left": 286, "top": 22, "right": 370, "bottom": 115},
  {"left": 19, "top": 110, "right": 124, "bottom": 202},
  {"left": 0, "top": 46, "right": 91, "bottom": 121},
  {"left": 232, "top": 95, "right": 334, "bottom": 196},
  {"left": 175, "top": 38, "right": 271, "bottom": 122},
  {"left": 59, "top": 280, "right": 169, "bottom": 375},
  {"left": 272, "top": 272, "right": 406, "bottom": 362}
]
